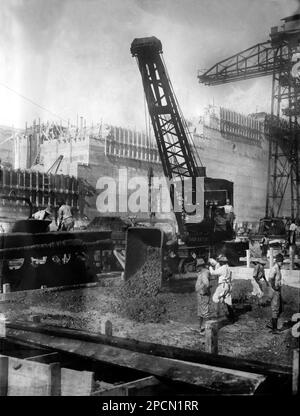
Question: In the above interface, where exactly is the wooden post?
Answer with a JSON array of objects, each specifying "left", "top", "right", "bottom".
[
  {"left": 0, "top": 356, "right": 8, "bottom": 396},
  {"left": 246, "top": 249, "right": 251, "bottom": 268},
  {"left": 104, "top": 320, "right": 113, "bottom": 337},
  {"left": 0, "top": 315, "right": 6, "bottom": 338},
  {"left": 0, "top": 261, "right": 3, "bottom": 294},
  {"left": 289, "top": 246, "right": 295, "bottom": 271},
  {"left": 292, "top": 347, "right": 299, "bottom": 395},
  {"left": 205, "top": 320, "right": 218, "bottom": 354},
  {"left": 2, "top": 284, "right": 10, "bottom": 294},
  {"left": 269, "top": 248, "right": 274, "bottom": 268},
  {"left": 48, "top": 362, "right": 61, "bottom": 396},
  {"left": 32, "top": 315, "right": 41, "bottom": 324}
]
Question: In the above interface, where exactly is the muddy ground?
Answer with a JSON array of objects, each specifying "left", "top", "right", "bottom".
[{"left": 0, "top": 277, "right": 297, "bottom": 368}]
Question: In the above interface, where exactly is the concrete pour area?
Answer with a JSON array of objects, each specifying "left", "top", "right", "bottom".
[{"left": 0, "top": 267, "right": 299, "bottom": 369}]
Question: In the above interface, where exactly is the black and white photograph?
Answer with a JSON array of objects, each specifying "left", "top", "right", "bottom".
[{"left": 0, "top": 0, "right": 299, "bottom": 401}]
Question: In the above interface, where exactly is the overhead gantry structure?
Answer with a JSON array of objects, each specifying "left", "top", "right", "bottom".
[{"left": 198, "top": 14, "right": 300, "bottom": 220}]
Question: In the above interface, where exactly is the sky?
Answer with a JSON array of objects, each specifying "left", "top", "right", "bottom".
[{"left": 0, "top": 0, "right": 299, "bottom": 130}]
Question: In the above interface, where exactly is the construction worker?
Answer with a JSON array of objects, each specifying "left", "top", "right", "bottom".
[
  {"left": 209, "top": 255, "right": 235, "bottom": 323},
  {"left": 220, "top": 198, "right": 235, "bottom": 228},
  {"left": 251, "top": 259, "right": 269, "bottom": 302},
  {"left": 288, "top": 219, "right": 297, "bottom": 246},
  {"left": 57, "top": 200, "right": 75, "bottom": 231},
  {"left": 195, "top": 258, "right": 211, "bottom": 333},
  {"left": 260, "top": 233, "right": 269, "bottom": 258},
  {"left": 267, "top": 253, "right": 284, "bottom": 334}
]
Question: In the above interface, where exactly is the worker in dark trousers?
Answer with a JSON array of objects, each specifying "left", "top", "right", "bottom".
[
  {"left": 267, "top": 253, "right": 284, "bottom": 334},
  {"left": 210, "top": 255, "right": 235, "bottom": 323},
  {"left": 195, "top": 258, "right": 211, "bottom": 333},
  {"left": 260, "top": 233, "right": 269, "bottom": 258},
  {"left": 251, "top": 259, "right": 269, "bottom": 303},
  {"left": 57, "top": 200, "right": 75, "bottom": 231}
]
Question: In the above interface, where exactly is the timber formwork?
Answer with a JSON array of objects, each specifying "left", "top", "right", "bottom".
[{"left": 0, "top": 166, "right": 79, "bottom": 209}]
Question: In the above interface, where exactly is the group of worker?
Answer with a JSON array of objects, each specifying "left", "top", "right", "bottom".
[
  {"left": 195, "top": 252, "right": 285, "bottom": 335},
  {"left": 32, "top": 201, "right": 75, "bottom": 231},
  {"left": 195, "top": 254, "right": 235, "bottom": 334},
  {"left": 260, "top": 219, "right": 299, "bottom": 256}
]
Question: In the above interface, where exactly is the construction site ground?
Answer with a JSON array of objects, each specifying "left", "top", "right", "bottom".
[{"left": 0, "top": 276, "right": 296, "bottom": 368}]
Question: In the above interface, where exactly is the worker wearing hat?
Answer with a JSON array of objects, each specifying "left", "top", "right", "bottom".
[
  {"left": 195, "top": 258, "right": 211, "bottom": 333},
  {"left": 267, "top": 253, "right": 284, "bottom": 334},
  {"left": 209, "top": 254, "right": 235, "bottom": 323}
]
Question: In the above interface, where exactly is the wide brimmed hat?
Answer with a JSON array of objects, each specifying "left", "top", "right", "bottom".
[
  {"left": 217, "top": 254, "right": 228, "bottom": 262},
  {"left": 196, "top": 258, "right": 205, "bottom": 267}
]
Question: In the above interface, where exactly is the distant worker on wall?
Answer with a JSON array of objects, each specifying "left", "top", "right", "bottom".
[
  {"left": 288, "top": 219, "right": 298, "bottom": 247},
  {"left": 220, "top": 198, "right": 235, "bottom": 228},
  {"left": 195, "top": 258, "right": 211, "bottom": 333},
  {"left": 267, "top": 253, "right": 284, "bottom": 334},
  {"left": 260, "top": 233, "right": 269, "bottom": 258},
  {"left": 209, "top": 255, "right": 235, "bottom": 323},
  {"left": 57, "top": 200, "right": 75, "bottom": 231}
]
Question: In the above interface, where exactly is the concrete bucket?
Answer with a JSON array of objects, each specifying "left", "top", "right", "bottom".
[{"left": 124, "top": 227, "right": 164, "bottom": 282}]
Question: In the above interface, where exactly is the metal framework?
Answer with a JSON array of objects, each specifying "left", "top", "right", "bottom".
[{"left": 198, "top": 18, "right": 300, "bottom": 219}]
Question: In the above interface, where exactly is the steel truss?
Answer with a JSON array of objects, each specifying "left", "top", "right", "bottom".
[{"left": 198, "top": 29, "right": 300, "bottom": 219}]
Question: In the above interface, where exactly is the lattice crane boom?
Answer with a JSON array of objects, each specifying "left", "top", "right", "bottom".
[{"left": 131, "top": 37, "right": 205, "bottom": 235}]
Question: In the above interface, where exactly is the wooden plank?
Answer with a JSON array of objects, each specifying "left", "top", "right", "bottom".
[
  {"left": 5, "top": 330, "right": 266, "bottom": 395},
  {"left": 6, "top": 321, "right": 291, "bottom": 378},
  {"left": 0, "top": 239, "right": 112, "bottom": 259},
  {"left": 48, "top": 362, "right": 61, "bottom": 396},
  {"left": 292, "top": 349, "right": 299, "bottom": 395},
  {"left": 0, "top": 356, "right": 8, "bottom": 396},
  {"left": 92, "top": 376, "right": 159, "bottom": 397},
  {"left": 0, "top": 230, "right": 111, "bottom": 249},
  {"left": 61, "top": 368, "right": 94, "bottom": 396},
  {"left": 26, "top": 352, "right": 60, "bottom": 364},
  {"left": 5, "top": 355, "right": 61, "bottom": 396},
  {"left": 205, "top": 320, "right": 218, "bottom": 354}
]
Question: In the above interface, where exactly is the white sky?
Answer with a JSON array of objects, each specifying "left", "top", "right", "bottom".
[{"left": 0, "top": 0, "right": 299, "bottom": 130}]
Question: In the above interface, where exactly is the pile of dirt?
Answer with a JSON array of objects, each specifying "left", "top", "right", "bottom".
[{"left": 117, "top": 247, "right": 167, "bottom": 323}]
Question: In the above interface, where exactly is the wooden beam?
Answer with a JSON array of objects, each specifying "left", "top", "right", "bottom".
[
  {"left": 0, "top": 356, "right": 8, "bottom": 396},
  {"left": 92, "top": 376, "right": 159, "bottom": 396},
  {"left": 61, "top": 368, "right": 94, "bottom": 396},
  {"left": 26, "top": 352, "right": 60, "bottom": 364},
  {"left": 6, "top": 321, "right": 291, "bottom": 378},
  {"left": 205, "top": 320, "right": 218, "bottom": 354},
  {"left": 292, "top": 348, "right": 299, "bottom": 395},
  {"left": 0, "top": 239, "right": 112, "bottom": 259},
  {"left": 0, "top": 230, "right": 111, "bottom": 249},
  {"left": 4, "top": 330, "right": 266, "bottom": 395}
]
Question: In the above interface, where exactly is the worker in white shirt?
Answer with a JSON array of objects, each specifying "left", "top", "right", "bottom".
[
  {"left": 266, "top": 253, "right": 284, "bottom": 334},
  {"left": 57, "top": 200, "right": 74, "bottom": 231},
  {"left": 219, "top": 198, "right": 235, "bottom": 228},
  {"left": 288, "top": 219, "right": 298, "bottom": 246},
  {"left": 209, "top": 255, "right": 235, "bottom": 323}
]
